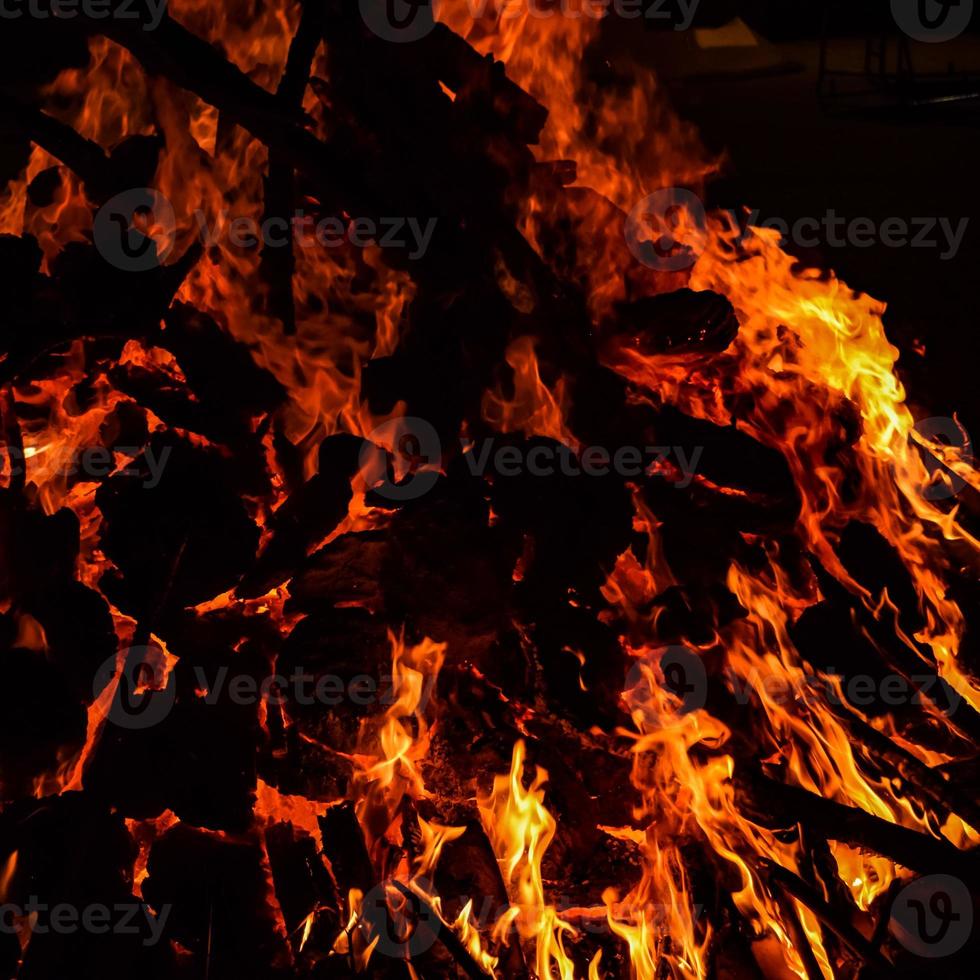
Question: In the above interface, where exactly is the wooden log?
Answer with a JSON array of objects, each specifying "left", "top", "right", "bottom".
[
  {"left": 743, "top": 772, "right": 980, "bottom": 887},
  {"left": 389, "top": 880, "right": 495, "bottom": 980},
  {"left": 260, "top": 0, "right": 324, "bottom": 335},
  {"left": 766, "top": 862, "right": 893, "bottom": 977},
  {"left": 0, "top": 100, "right": 108, "bottom": 192}
]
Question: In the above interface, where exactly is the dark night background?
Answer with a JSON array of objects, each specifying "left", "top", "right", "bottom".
[{"left": 605, "top": 0, "right": 980, "bottom": 438}]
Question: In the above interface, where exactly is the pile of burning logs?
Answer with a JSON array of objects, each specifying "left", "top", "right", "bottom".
[{"left": 0, "top": 2, "right": 977, "bottom": 979}]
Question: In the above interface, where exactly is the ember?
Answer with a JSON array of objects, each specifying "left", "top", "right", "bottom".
[{"left": 0, "top": 2, "right": 977, "bottom": 979}]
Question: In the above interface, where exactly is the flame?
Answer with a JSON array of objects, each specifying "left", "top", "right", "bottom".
[
  {"left": 1, "top": 2, "right": 978, "bottom": 977},
  {"left": 0, "top": 850, "right": 16, "bottom": 903},
  {"left": 255, "top": 778, "right": 329, "bottom": 845},
  {"left": 416, "top": 816, "right": 467, "bottom": 879},
  {"left": 330, "top": 888, "right": 379, "bottom": 972},
  {"left": 351, "top": 630, "right": 446, "bottom": 852},
  {"left": 126, "top": 810, "right": 179, "bottom": 898},
  {"left": 482, "top": 336, "right": 577, "bottom": 446},
  {"left": 479, "top": 739, "right": 578, "bottom": 980}
]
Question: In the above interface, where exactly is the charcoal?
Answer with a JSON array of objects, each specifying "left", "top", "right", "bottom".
[
  {"left": 319, "top": 802, "right": 376, "bottom": 896},
  {"left": 0, "top": 793, "right": 176, "bottom": 980},
  {"left": 652, "top": 404, "right": 800, "bottom": 507},
  {"left": 530, "top": 603, "right": 628, "bottom": 729},
  {"left": 84, "top": 687, "right": 259, "bottom": 832},
  {"left": 432, "top": 822, "right": 512, "bottom": 927},
  {"left": 0, "top": 929, "right": 19, "bottom": 979},
  {"left": 0, "top": 793, "right": 134, "bottom": 909},
  {"left": 24, "top": 580, "right": 117, "bottom": 704},
  {"left": 835, "top": 520, "right": 925, "bottom": 635},
  {"left": 286, "top": 529, "right": 387, "bottom": 613},
  {"left": 108, "top": 361, "right": 250, "bottom": 447},
  {"left": 275, "top": 606, "right": 391, "bottom": 754},
  {"left": 0, "top": 645, "right": 86, "bottom": 798},
  {"left": 564, "top": 364, "right": 655, "bottom": 451},
  {"left": 258, "top": 725, "right": 353, "bottom": 805},
  {"left": 2, "top": 7, "right": 978, "bottom": 977},
  {"left": 265, "top": 822, "right": 341, "bottom": 943},
  {"left": 26, "top": 165, "right": 64, "bottom": 208},
  {"left": 610, "top": 288, "right": 740, "bottom": 356},
  {"left": 103, "top": 135, "right": 164, "bottom": 200},
  {"left": 792, "top": 555, "right": 980, "bottom": 749},
  {"left": 143, "top": 824, "right": 288, "bottom": 980},
  {"left": 238, "top": 434, "right": 365, "bottom": 598},
  {"left": 610, "top": 576, "right": 747, "bottom": 650},
  {"left": 0, "top": 20, "right": 89, "bottom": 87},
  {"left": 95, "top": 433, "right": 260, "bottom": 618},
  {"left": 376, "top": 490, "right": 518, "bottom": 663},
  {"left": 162, "top": 302, "right": 286, "bottom": 418},
  {"left": 50, "top": 241, "right": 191, "bottom": 341},
  {"left": 0, "top": 233, "right": 43, "bottom": 311},
  {"left": 489, "top": 436, "right": 634, "bottom": 605},
  {"left": 98, "top": 400, "right": 150, "bottom": 450},
  {"left": 0, "top": 491, "right": 80, "bottom": 598}
]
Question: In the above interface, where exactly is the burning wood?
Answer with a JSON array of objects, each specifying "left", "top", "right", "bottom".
[{"left": 0, "top": 2, "right": 977, "bottom": 979}]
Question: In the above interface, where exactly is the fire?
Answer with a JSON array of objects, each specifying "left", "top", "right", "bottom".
[
  {"left": 330, "top": 888, "right": 379, "bottom": 972},
  {"left": 1, "top": 1, "right": 977, "bottom": 977},
  {"left": 483, "top": 336, "right": 577, "bottom": 447},
  {"left": 479, "top": 739, "right": 578, "bottom": 980},
  {"left": 351, "top": 630, "right": 446, "bottom": 852},
  {"left": 126, "top": 810, "right": 179, "bottom": 897}
]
